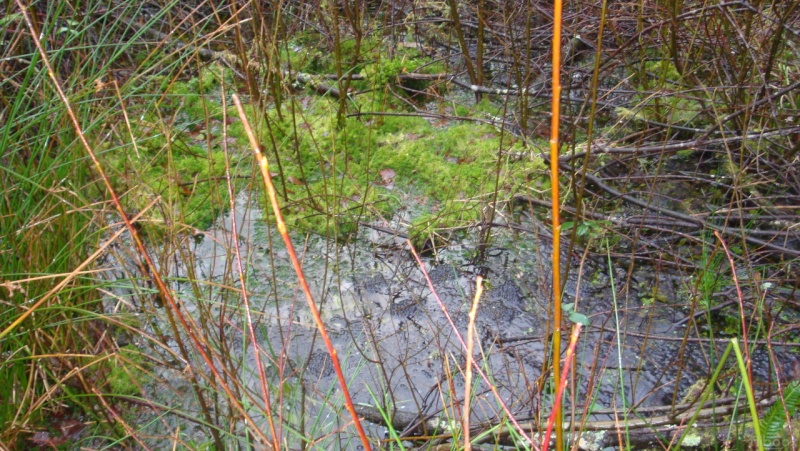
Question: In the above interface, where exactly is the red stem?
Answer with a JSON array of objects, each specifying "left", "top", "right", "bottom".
[{"left": 542, "top": 325, "right": 582, "bottom": 451}]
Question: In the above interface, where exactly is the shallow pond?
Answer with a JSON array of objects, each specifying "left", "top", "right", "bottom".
[{"left": 105, "top": 190, "right": 798, "bottom": 448}]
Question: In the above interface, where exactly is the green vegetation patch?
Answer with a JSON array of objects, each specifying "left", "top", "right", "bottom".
[
  {"left": 105, "top": 65, "right": 251, "bottom": 234},
  {"left": 105, "top": 47, "right": 542, "bottom": 242},
  {"left": 104, "top": 344, "right": 150, "bottom": 396},
  {"left": 620, "top": 60, "right": 707, "bottom": 127},
  {"left": 261, "top": 96, "right": 541, "bottom": 241}
]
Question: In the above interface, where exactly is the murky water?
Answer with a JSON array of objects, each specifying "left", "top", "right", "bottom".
[{"left": 104, "top": 190, "right": 798, "bottom": 448}]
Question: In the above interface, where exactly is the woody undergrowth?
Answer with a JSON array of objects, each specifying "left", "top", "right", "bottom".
[{"left": 4, "top": 0, "right": 800, "bottom": 449}]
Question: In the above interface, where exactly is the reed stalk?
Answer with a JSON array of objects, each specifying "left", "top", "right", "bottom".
[{"left": 542, "top": 325, "right": 582, "bottom": 451}]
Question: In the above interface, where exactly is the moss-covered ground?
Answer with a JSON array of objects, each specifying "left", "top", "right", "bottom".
[{"left": 105, "top": 44, "right": 545, "bottom": 243}]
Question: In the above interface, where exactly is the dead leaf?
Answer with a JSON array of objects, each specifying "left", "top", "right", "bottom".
[
  {"left": 94, "top": 78, "right": 109, "bottom": 93},
  {"left": 379, "top": 168, "right": 396, "bottom": 185}
]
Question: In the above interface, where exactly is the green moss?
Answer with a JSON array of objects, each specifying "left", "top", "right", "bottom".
[
  {"left": 473, "top": 98, "right": 502, "bottom": 115},
  {"left": 620, "top": 92, "right": 705, "bottom": 127},
  {"left": 362, "top": 53, "right": 426, "bottom": 87},
  {"left": 332, "top": 38, "right": 445, "bottom": 96},
  {"left": 408, "top": 201, "right": 479, "bottom": 251},
  {"left": 408, "top": 214, "right": 446, "bottom": 251},
  {"left": 290, "top": 34, "right": 383, "bottom": 75},
  {"left": 197, "top": 64, "right": 228, "bottom": 91},
  {"left": 418, "top": 59, "right": 446, "bottom": 75},
  {"left": 106, "top": 345, "right": 148, "bottom": 396},
  {"left": 645, "top": 60, "right": 682, "bottom": 82},
  {"left": 389, "top": 123, "right": 503, "bottom": 197},
  {"left": 681, "top": 433, "right": 702, "bottom": 447},
  {"left": 282, "top": 31, "right": 327, "bottom": 73},
  {"left": 107, "top": 55, "right": 545, "bottom": 244},
  {"left": 623, "top": 59, "right": 709, "bottom": 127},
  {"left": 105, "top": 73, "right": 254, "bottom": 235},
  {"left": 376, "top": 113, "right": 431, "bottom": 135},
  {"left": 277, "top": 112, "right": 522, "bottom": 238},
  {"left": 454, "top": 104, "right": 472, "bottom": 117}
]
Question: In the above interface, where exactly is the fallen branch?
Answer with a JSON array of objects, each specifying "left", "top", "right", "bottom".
[{"left": 539, "top": 159, "right": 800, "bottom": 258}]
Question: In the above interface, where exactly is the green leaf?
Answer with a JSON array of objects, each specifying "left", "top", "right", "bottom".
[
  {"left": 569, "top": 311, "right": 590, "bottom": 326},
  {"left": 760, "top": 380, "right": 800, "bottom": 445}
]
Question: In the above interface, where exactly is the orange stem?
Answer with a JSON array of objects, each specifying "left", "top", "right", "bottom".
[
  {"left": 233, "top": 94, "right": 372, "bottom": 450},
  {"left": 549, "top": 0, "right": 564, "bottom": 447},
  {"left": 463, "top": 276, "right": 484, "bottom": 450},
  {"left": 222, "top": 87, "right": 279, "bottom": 449}
]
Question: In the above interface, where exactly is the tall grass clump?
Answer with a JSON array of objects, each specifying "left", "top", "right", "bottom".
[
  {"left": 1, "top": 1, "right": 234, "bottom": 447},
  {"left": 1, "top": 2, "right": 114, "bottom": 445}
]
